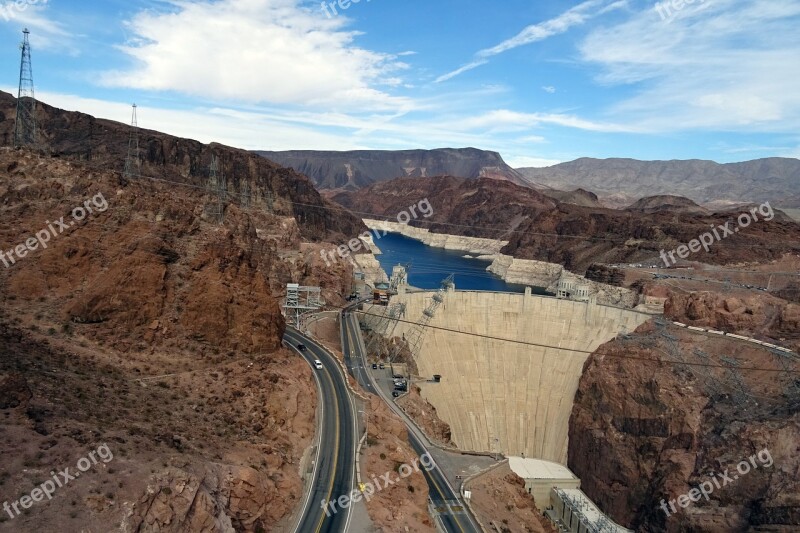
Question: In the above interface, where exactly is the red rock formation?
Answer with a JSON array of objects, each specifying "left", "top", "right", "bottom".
[
  {"left": 332, "top": 176, "right": 800, "bottom": 273},
  {"left": 569, "top": 306, "right": 800, "bottom": 531}
]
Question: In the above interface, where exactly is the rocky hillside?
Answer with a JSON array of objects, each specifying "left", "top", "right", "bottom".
[
  {"left": 257, "top": 148, "right": 530, "bottom": 190},
  {"left": 626, "top": 195, "right": 710, "bottom": 215},
  {"left": 333, "top": 175, "right": 800, "bottom": 274},
  {"left": 0, "top": 93, "right": 365, "bottom": 530},
  {"left": 518, "top": 157, "right": 800, "bottom": 209},
  {"left": 0, "top": 90, "right": 365, "bottom": 243},
  {"left": 541, "top": 187, "right": 605, "bottom": 208},
  {"left": 569, "top": 290, "right": 800, "bottom": 531}
]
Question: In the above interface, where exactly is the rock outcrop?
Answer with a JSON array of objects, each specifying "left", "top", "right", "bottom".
[
  {"left": 258, "top": 148, "right": 530, "bottom": 190},
  {"left": 334, "top": 176, "right": 800, "bottom": 275},
  {"left": 568, "top": 293, "right": 800, "bottom": 531},
  {"left": 0, "top": 90, "right": 365, "bottom": 244}
]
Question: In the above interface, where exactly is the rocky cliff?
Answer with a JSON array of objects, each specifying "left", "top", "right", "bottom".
[
  {"left": 568, "top": 291, "right": 800, "bottom": 532},
  {"left": 0, "top": 92, "right": 362, "bottom": 530},
  {"left": 334, "top": 175, "right": 800, "bottom": 274},
  {"left": 0, "top": 90, "right": 365, "bottom": 243},
  {"left": 258, "top": 148, "right": 530, "bottom": 190}
]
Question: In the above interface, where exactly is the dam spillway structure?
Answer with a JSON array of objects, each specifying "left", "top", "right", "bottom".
[{"left": 388, "top": 286, "right": 650, "bottom": 463}]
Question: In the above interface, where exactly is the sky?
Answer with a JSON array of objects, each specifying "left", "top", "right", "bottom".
[{"left": 1, "top": 0, "right": 799, "bottom": 168}]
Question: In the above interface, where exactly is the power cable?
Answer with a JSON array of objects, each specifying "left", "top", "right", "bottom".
[{"left": 56, "top": 157, "right": 800, "bottom": 254}]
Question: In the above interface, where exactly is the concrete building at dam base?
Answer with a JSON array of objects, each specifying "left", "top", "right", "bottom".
[{"left": 508, "top": 457, "right": 632, "bottom": 533}]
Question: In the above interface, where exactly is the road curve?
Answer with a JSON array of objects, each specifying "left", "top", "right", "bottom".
[
  {"left": 340, "top": 308, "right": 481, "bottom": 533},
  {"left": 285, "top": 327, "right": 357, "bottom": 533}
]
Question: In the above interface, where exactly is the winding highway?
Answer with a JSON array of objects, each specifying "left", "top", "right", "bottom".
[
  {"left": 339, "top": 306, "right": 481, "bottom": 533},
  {"left": 285, "top": 327, "right": 357, "bottom": 533}
]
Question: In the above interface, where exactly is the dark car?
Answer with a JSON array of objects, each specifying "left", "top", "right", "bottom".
[
  {"left": 372, "top": 363, "right": 378, "bottom": 369},
  {"left": 297, "top": 343, "right": 306, "bottom": 351}
]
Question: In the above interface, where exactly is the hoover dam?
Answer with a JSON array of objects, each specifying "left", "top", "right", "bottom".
[{"left": 387, "top": 287, "right": 651, "bottom": 463}]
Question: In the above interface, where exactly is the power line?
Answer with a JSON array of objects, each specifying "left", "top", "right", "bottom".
[
  {"left": 0, "top": 174, "right": 797, "bottom": 376},
  {"left": 344, "top": 306, "right": 800, "bottom": 374},
  {"left": 60, "top": 157, "right": 800, "bottom": 255}
]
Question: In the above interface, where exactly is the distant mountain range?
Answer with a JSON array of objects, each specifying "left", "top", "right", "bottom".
[
  {"left": 517, "top": 157, "right": 800, "bottom": 208},
  {"left": 256, "top": 148, "right": 529, "bottom": 190},
  {"left": 257, "top": 149, "right": 800, "bottom": 210},
  {"left": 332, "top": 176, "right": 800, "bottom": 273}
]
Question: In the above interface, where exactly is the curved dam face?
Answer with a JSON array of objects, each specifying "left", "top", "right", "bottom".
[{"left": 390, "top": 290, "right": 650, "bottom": 463}]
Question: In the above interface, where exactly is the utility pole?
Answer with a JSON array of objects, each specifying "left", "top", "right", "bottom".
[
  {"left": 208, "top": 155, "right": 226, "bottom": 224},
  {"left": 123, "top": 104, "right": 140, "bottom": 179},
  {"left": 14, "top": 29, "right": 36, "bottom": 148},
  {"left": 265, "top": 189, "right": 274, "bottom": 214},
  {"left": 240, "top": 180, "right": 250, "bottom": 209}
]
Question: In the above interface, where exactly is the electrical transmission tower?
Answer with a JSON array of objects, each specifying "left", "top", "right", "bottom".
[
  {"left": 389, "top": 264, "right": 409, "bottom": 291},
  {"left": 123, "top": 104, "right": 140, "bottom": 179},
  {"left": 240, "top": 180, "right": 250, "bottom": 209},
  {"left": 207, "top": 155, "right": 226, "bottom": 224},
  {"left": 403, "top": 274, "right": 454, "bottom": 360},
  {"left": 719, "top": 356, "right": 752, "bottom": 406},
  {"left": 282, "top": 283, "right": 322, "bottom": 328},
  {"left": 265, "top": 189, "right": 274, "bottom": 214},
  {"left": 14, "top": 29, "right": 36, "bottom": 148}
]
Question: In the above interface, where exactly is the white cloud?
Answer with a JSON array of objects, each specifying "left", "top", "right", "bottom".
[
  {"left": 101, "top": 0, "right": 412, "bottom": 112},
  {"left": 435, "top": 60, "right": 488, "bottom": 83},
  {"left": 20, "top": 89, "right": 364, "bottom": 151},
  {"left": 541, "top": 86, "right": 556, "bottom": 93},
  {"left": 0, "top": 0, "right": 73, "bottom": 49},
  {"left": 436, "top": 0, "right": 626, "bottom": 82},
  {"left": 579, "top": 0, "right": 800, "bottom": 132},
  {"left": 443, "top": 109, "right": 637, "bottom": 133}
]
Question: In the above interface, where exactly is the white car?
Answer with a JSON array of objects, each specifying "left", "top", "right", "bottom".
[{"left": 314, "top": 360, "right": 323, "bottom": 370}]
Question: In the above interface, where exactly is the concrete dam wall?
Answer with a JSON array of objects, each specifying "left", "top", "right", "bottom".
[{"left": 389, "top": 290, "right": 650, "bottom": 463}]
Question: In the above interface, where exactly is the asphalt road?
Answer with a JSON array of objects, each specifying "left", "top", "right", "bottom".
[
  {"left": 340, "top": 301, "right": 373, "bottom": 393},
  {"left": 339, "top": 308, "right": 481, "bottom": 533},
  {"left": 285, "top": 327, "right": 357, "bottom": 533}
]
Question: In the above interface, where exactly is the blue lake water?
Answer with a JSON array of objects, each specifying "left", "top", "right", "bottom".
[{"left": 370, "top": 231, "right": 547, "bottom": 294}]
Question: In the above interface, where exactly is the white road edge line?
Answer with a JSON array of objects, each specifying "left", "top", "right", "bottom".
[{"left": 285, "top": 338, "right": 324, "bottom": 533}]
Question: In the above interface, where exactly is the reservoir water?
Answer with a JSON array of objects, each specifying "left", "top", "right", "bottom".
[{"left": 371, "top": 231, "right": 547, "bottom": 294}]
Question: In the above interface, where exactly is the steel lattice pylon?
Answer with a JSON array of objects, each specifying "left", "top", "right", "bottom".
[
  {"left": 240, "top": 180, "right": 250, "bottom": 209},
  {"left": 207, "top": 155, "right": 226, "bottom": 224},
  {"left": 14, "top": 29, "right": 36, "bottom": 148},
  {"left": 282, "top": 283, "right": 322, "bottom": 328},
  {"left": 123, "top": 104, "right": 140, "bottom": 179},
  {"left": 403, "top": 274, "right": 454, "bottom": 360},
  {"left": 265, "top": 189, "right": 274, "bottom": 214}
]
